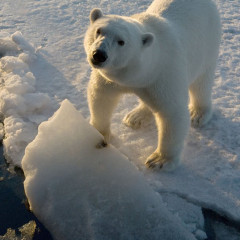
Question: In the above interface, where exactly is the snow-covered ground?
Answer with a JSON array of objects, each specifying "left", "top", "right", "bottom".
[{"left": 0, "top": 0, "right": 239, "bottom": 239}]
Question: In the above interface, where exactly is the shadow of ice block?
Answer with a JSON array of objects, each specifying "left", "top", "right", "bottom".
[{"left": 22, "top": 99, "right": 196, "bottom": 240}]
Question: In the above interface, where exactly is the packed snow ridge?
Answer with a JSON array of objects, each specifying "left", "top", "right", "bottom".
[{"left": 0, "top": 32, "right": 54, "bottom": 166}]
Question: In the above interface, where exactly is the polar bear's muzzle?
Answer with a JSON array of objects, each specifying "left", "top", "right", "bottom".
[{"left": 91, "top": 49, "right": 108, "bottom": 66}]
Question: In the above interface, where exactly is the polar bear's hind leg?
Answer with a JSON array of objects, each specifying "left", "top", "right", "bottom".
[
  {"left": 123, "top": 102, "right": 153, "bottom": 129},
  {"left": 189, "top": 68, "right": 216, "bottom": 127}
]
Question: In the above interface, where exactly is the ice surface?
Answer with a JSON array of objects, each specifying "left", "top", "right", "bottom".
[
  {"left": 22, "top": 100, "right": 196, "bottom": 240},
  {"left": 160, "top": 193, "right": 206, "bottom": 239}
]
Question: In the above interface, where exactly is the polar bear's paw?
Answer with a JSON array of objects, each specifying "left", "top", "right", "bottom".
[
  {"left": 145, "top": 152, "right": 178, "bottom": 171},
  {"left": 190, "top": 106, "right": 212, "bottom": 128},
  {"left": 96, "top": 139, "right": 108, "bottom": 149},
  {"left": 123, "top": 107, "right": 152, "bottom": 129}
]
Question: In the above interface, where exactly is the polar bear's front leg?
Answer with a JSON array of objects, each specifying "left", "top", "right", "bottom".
[
  {"left": 88, "top": 72, "right": 122, "bottom": 146},
  {"left": 145, "top": 110, "right": 190, "bottom": 171}
]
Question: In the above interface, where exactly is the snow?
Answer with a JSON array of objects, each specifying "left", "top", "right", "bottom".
[
  {"left": 0, "top": 32, "right": 55, "bottom": 165},
  {"left": 22, "top": 99, "right": 196, "bottom": 240},
  {"left": 0, "top": 0, "right": 239, "bottom": 239}
]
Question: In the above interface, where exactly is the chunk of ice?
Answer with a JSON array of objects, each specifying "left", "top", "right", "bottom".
[{"left": 22, "top": 99, "right": 196, "bottom": 240}]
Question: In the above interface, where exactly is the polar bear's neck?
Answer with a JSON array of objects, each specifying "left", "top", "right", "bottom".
[{"left": 99, "top": 54, "right": 157, "bottom": 88}]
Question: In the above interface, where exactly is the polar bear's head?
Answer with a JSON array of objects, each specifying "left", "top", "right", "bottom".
[{"left": 84, "top": 9, "right": 154, "bottom": 77}]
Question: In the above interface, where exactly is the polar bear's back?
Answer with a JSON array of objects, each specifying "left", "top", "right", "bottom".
[
  {"left": 147, "top": 0, "right": 221, "bottom": 82},
  {"left": 147, "top": 0, "right": 219, "bottom": 23}
]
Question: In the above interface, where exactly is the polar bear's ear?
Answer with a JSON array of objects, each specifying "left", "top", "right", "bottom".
[
  {"left": 90, "top": 8, "right": 103, "bottom": 24},
  {"left": 142, "top": 33, "right": 154, "bottom": 47}
]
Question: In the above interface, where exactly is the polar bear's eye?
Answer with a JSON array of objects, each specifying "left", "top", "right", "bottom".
[{"left": 118, "top": 40, "right": 125, "bottom": 46}]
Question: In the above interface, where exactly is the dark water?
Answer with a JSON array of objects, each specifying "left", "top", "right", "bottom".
[
  {"left": 203, "top": 208, "right": 240, "bottom": 240},
  {"left": 0, "top": 144, "right": 53, "bottom": 239}
]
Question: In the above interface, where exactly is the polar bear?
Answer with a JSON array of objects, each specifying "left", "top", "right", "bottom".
[{"left": 84, "top": 0, "right": 221, "bottom": 170}]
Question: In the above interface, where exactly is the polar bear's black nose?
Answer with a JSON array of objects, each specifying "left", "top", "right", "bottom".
[{"left": 92, "top": 50, "right": 108, "bottom": 63}]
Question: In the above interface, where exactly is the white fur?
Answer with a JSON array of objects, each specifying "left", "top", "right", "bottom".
[{"left": 84, "top": 0, "right": 221, "bottom": 170}]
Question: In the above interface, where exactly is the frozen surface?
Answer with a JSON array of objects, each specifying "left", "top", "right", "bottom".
[
  {"left": 22, "top": 100, "right": 196, "bottom": 240},
  {"left": 0, "top": 0, "right": 239, "bottom": 239},
  {"left": 0, "top": 32, "right": 55, "bottom": 165}
]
